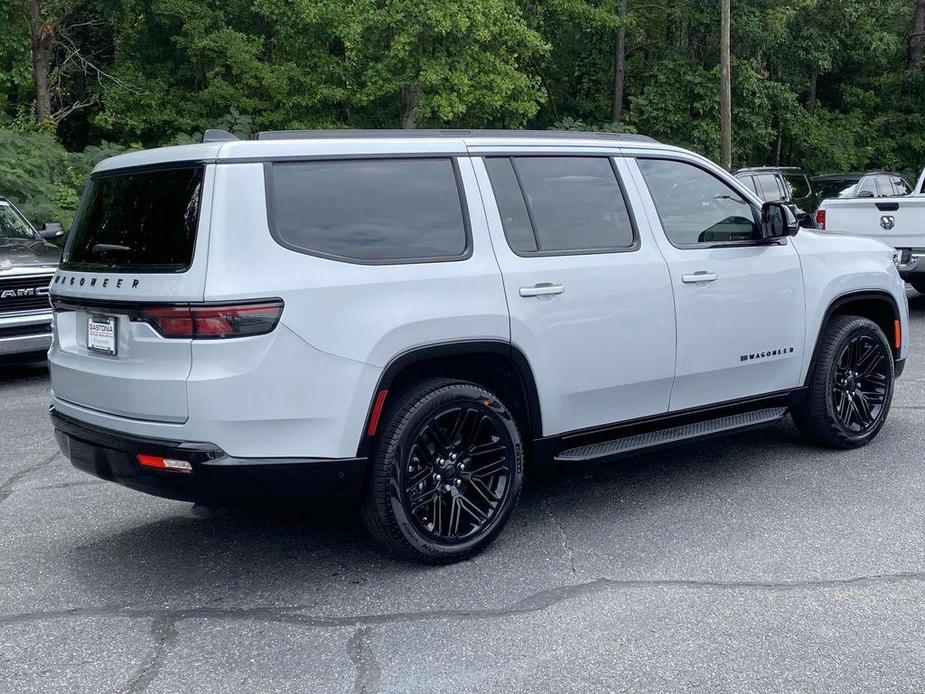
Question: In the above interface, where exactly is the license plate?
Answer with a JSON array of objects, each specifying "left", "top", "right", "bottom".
[{"left": 87, "top": 315, "right": 117, "bottom": 355}]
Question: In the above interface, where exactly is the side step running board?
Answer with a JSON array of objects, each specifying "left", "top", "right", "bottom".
[{"left": 555, "top": 407, "right": 787, "bottom": 462}]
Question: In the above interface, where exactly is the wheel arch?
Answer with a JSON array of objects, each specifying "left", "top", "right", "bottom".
[
  {"left": 356, "top": 340, "right": 542, "bottom": 458},
  {"left": 805, "top": 290, "right": 901, "bottom": 386}
]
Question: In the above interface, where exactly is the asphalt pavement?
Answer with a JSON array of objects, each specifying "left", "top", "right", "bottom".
[{"left": 2, "top": 293, "right": 924, "bottom": 693}]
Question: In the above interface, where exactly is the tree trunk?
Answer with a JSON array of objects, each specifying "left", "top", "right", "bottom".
[
  {"left": 30, "top": 0, "right": 54, "bottom": 122},
  {"left": 400, "top": 83, "right": 422, "bottom": 129},
  {"left": 719, "top": 0, "right": 732, "bottom": 170},
  {"left": 611, "top": 0, "right": 627, "bottom": 122},
  {"left": 807, "top": 69, "right": 817, "bottom": 114},
  {"left": 911, "top": 0, "right": 925, "bottom": 69}
]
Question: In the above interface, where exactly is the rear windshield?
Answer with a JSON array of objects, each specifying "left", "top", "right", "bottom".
[{"left": 62, "top": 166, "right": 204, "bottom": 272}]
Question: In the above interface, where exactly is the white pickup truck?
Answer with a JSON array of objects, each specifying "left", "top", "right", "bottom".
[{"left": 816, "top": 167, "right": 925, "bottom": 291}]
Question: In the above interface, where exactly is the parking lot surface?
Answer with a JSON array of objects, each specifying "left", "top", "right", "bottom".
[{"left": 2, "top": 293, "right": 924, "bottom": 694}]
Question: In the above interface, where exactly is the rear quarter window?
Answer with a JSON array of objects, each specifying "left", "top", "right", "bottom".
[
  {"left": 266, "top": 158, "right": 470, "bottom": 263},
  {"left": 63, "top": 166, "right": 204, "bottom": 273}
]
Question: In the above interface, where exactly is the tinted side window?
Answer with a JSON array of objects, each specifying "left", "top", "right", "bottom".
[
  {"left": 268, "top": 159, "right": 468, "bottom": 262},
  {"left": 857, "top": 177, "right": 878, "bottom": 197},
  {"left": 484, "top": 158, "right": 537, "bottom": 253},
  {"left": 493, "top": 157, "right": 634, "bottom": 253},
  {"left": 736, "top": 175, "right": 759, "bottom": 195},
  {"left": 892, "top": 176, "right": 912, "bottom": 196},
  {"left": 784, "top": 174, "right": 810, "bottom": 199},
  {"left": 754, "top": 174, "right": 783, "bottom": 202},
  {"left": 638, "top": 158, "right": 758, "bottom": 246}
]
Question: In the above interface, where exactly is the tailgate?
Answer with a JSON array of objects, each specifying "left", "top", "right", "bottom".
[
  {"left": 49, "top": 164, "right": 213, "bottom": 422},
  {"left": 823, "top": 197, "right": 925, "bottom": 248}
]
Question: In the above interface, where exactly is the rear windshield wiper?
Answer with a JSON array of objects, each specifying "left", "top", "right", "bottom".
[{"left": 92, "top": 243, "right": 132, "bottom": 254}]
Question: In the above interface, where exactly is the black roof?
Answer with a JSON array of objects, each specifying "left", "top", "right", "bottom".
[{"left": 812, "top": 171, "right": 905, "bottom": 180}]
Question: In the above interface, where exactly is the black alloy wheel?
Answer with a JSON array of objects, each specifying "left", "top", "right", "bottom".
[
  {"left": 792, "top": 315, "right": 894, "bottom": 449},
  {"left": 830, "top": 333, "right": 890, "bottom": 434},
  {"left": 402, "top": 402, "right": 515, "bottom": 543},
  {"left": 361, "top": 379, "right": 524, "bottom": 563}
]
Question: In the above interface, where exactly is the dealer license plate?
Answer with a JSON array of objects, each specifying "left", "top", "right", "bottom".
[{"left": 87, "top": 315, "right": 117, "bottom": 355}]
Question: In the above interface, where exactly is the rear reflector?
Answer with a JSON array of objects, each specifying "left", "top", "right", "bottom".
[
  {"left": 815, "top": 208, "right": 826, "bottom": 230},
  {"left": 137, "top": 300, "right": 283, "bottom": 339},
  {"left": 367, "top": 389, "right": 389, "bottom": 436},
  {"left": 894, "top": 319, "right": 902, "bottom": 349},
  {"left": 137, "top": 454, "right": 193, "bottom": 473}
]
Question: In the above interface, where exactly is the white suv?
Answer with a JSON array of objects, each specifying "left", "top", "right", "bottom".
[{"left": 48, "top": 130, "right": 909, "bottom": 562}]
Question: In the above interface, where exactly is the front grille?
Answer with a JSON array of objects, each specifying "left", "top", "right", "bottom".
[{"left": 0, "top": 275, "right": 53, "bottom": 314}]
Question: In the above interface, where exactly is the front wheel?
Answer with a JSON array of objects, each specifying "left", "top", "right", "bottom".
[
  {"left": 792, "top": 315, "right": 894, "bottom": 449},
  {"left": 361, "top": 379, "right": 524, "bottom": 563}
]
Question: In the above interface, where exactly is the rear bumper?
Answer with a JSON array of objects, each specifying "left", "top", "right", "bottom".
[{"left": 51, "top": 408, "right": 366, "bottom": 503}]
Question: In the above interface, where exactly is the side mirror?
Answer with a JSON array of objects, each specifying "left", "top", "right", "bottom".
[
  {"left": 857, "top": 189, "right": 875, "bottom": 198},
  {"left": 760, "top": 202, "right": 799, "bottom": 240},
  {"left": 38, "top": 221, "right": 65, "bottom": 241}
]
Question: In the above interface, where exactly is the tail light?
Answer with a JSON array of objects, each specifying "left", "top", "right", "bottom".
[
  {"left": 137, "top": 300, "right": 284, "bottom": 339},
  {"left": 815, "top": 208, "right": 826, "bottom": 230},
  {"left": 137, "top": 454, "right": 192, "bottom": 472}
]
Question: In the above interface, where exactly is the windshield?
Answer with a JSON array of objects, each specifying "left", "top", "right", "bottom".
[{"left": 0, "top": 201, "right": 38, "bottom": 240}]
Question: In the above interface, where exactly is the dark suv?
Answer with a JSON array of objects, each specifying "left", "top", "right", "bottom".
[{"left": 733, "top": 167, "right": 816, "bottom": 227}]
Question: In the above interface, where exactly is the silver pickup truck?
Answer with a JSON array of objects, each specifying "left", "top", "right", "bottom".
[
  {"left": 0, "top": 197, "right": 59, "bottom": 358},
  {"left": 815, "top": 167, "right": 925, "bottom": 291}
]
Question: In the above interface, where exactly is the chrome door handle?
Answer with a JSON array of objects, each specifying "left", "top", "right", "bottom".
[
  {"left": 681, "top": 271, "right": 718, "bottom": 284},
  {"left": 519, "top": 283, "right": 565, "bottom": 297}
]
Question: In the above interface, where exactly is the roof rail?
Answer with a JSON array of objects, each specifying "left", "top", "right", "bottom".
[
  {"left": 254, "top": 128, "right": 657, "bottom": 143},
  {"left": 202, "top": 129, "right": 239, "bottom": 143}
]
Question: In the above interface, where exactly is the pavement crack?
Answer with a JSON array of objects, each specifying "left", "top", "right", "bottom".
[
  {"left": 348, "top": 626, "right": 382, "bottom": 694},
  {"left": 0, "top": 451, "right": 60, "bottom": 505},
  {"left": 120, "top": 616, "right": 178, "bottom": 694},
  {"left": 540, "top": 498, "right": 577, "bottom": 574},
  {"left": 3, "top": 571, "right": 924, "bottom": 633}
]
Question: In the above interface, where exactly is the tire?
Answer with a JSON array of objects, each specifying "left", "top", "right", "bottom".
[
  {"left": 361, "top": 378, "right": 524, "bottom": 563},
  {"left": 909, "top": 280, "right": 925, "bottom": 294},
  {"left": 792, "top": 315, "right": 894, "bottom": 449}
]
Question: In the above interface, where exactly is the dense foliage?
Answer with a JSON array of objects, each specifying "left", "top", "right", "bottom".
[{"left": 0, "top": 0, "right": 923, "bottom": 223}]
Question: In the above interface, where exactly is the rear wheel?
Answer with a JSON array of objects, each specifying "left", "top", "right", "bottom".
[
  {"left": 792, "top": 315, "right": 894, "bottom": 449},
  {"left": 361, "top": 379, "right": 524, "bottom": 563}
]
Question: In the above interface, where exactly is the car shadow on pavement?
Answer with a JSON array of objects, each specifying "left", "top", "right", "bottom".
[{"left": 62, "top": 419, "right": 809, "bottom": 603}]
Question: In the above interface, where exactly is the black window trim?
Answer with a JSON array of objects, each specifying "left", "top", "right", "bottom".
[
  {"left": 263, "top": 157, "right": 474, "bottom": 266},
  {"left": 483, "top": 153, "right": 641, "bottom": 258},
  {"left": 635, "top": 154, "right": 784, "bottom": 251},
  {"left": 61, "top": 163, "right": 206, "bottom": 274}
]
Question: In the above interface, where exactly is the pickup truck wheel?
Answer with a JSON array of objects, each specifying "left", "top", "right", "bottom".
[
  {"left": 361, "top": 379, "right": 524, "bottom": 563},
  {"left": 792, "top": 315, "right": 894, "bottom": 449}
]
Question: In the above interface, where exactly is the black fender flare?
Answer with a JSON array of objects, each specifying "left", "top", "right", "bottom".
[
  {"left": 804, "top": 290, "right": 901, "bottom": 387},
  {"left": 355, "top": 340, "right": 542, "bottom": 458}
]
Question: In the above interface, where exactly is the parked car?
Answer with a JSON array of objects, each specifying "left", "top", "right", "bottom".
[
  {"left": 816, "top": 166, "right": 925, "bottom": 291},
  {"left": 733, "top": 166, "right": 816, "bottom": 226},
  {"left": 812, "top": 171, "right": 913, "bottom": 203},
  {"left": 49, "top": 130, "right": 908, "bottom": 562},
  {"left": 0, "top": 196, "right": 60, "bottom": 359}
]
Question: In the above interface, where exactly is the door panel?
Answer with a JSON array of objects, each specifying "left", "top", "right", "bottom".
[
  {"left": 626, "top": 155, "right": 805, "bottom": 411},
  {"left": 472, "top": 154, "right": 676, "bottom": 436}
]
